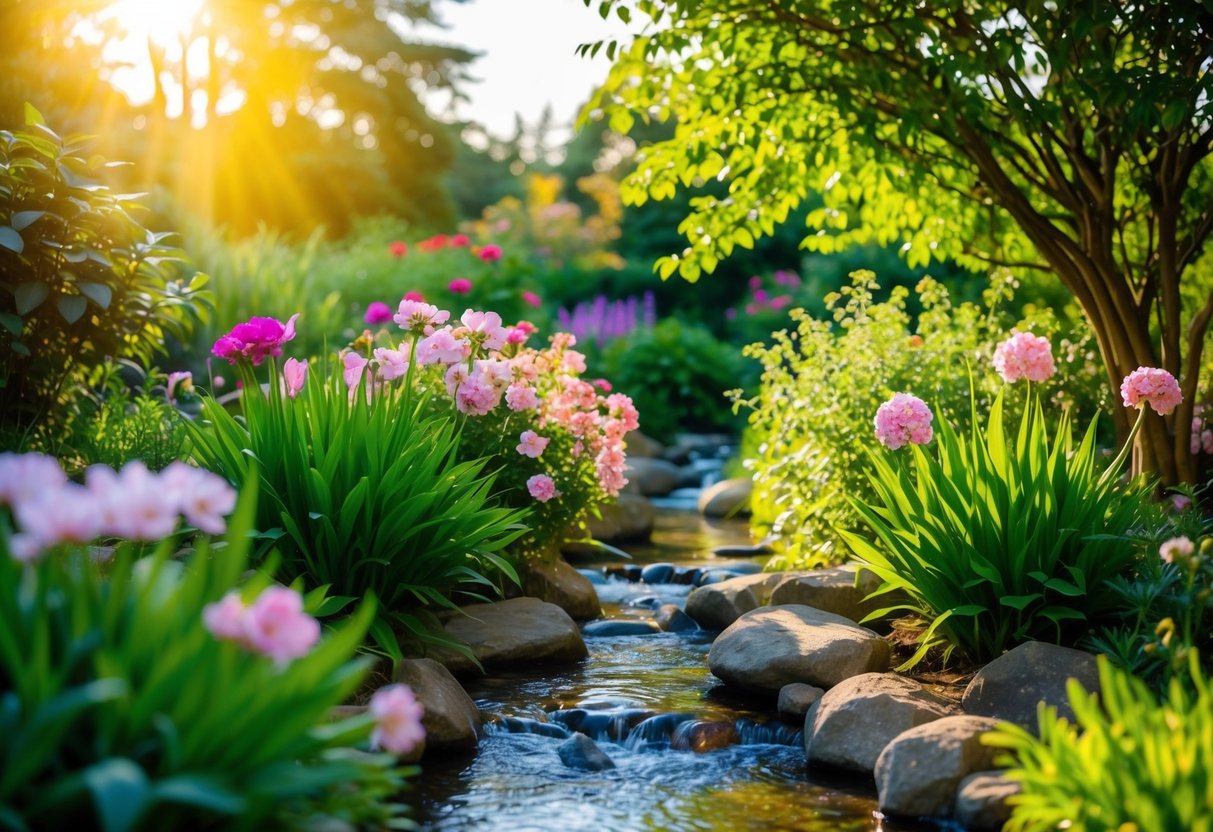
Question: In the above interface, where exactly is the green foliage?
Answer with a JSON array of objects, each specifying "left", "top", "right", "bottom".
[
  {"left": 843, "top": 389, "right": 1148, "bottom": 666},
  {"left": 987, "top": 654, "right": 1213, "bottom": 832},
  {"left": 0, "top": 484, "right": 412, "bottom": 831},
  {"left": 601, "top": 317, "right": 748, "bottom": 443},
  {"left": 184, "top": 355, "right": 527, "bottom": 662},
  {"left": 0, "top": 108, "right": 210, "bottom": 444},
  {"left": 738, "top": 270, "right": 1105, "bottom": 566}
]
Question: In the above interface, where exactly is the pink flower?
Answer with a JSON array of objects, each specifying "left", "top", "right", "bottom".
[
  {"left": 448, "top": 278, "right": 473, "bottom": 294},
  {"left": 369, "top": 684, "right": 426, "bottom": 755},
  {"left": 89, "top": 461, "right": 180, "bottom": 541},
  {"left": 521, "top": 290, "right": 542, "bottom": 308},
  {"left": 374, "top": 347, "right": 410, "bottom": 381},
  {"left": 478, "top": 244, "right": 503, "bottom": 263},
  {"left": 203, "top": 592, "right": 249, "bottom": 643},
  {"left": 242, "top": 586, "right": 321, "bottom": 665},
  {"left": 13, "top": 483, "right": 101, "bottom": 554},
  {"left": 1203, "top": 431, "right": 1213, "bottom": 455},
  {"left": 343, "top": 352, "right": 369, "bottom": 389},
  {"left": 1159, "top": 536, "right": 1194, "bottom": 564},
  {"left": 389, "top": 241, "right": 408, "bottom": 258},
  {"left": 592, "top": 378, "right": 612, "bottom": 392},
  {"left": 417, "top": 329, "right": 470, "bottom": 365},
  {"left": 450, "top": 234, "right": 471, "bottom": 247},
  {"left": 993, "top": 331, "right": 1056, "bottom": 383},
  {"left": 0, "top": 452, "right": 67, "bottom": 507},
  {"left": 1171, "top": 494, "right": 1193, "bottom": 512},
  {"left": 505, "top": 326, "right": 530, "bottom": 345},
  {"left": 212, "top": 314, "right": 300, "bottom": 366},
  {"left": 455, "top": 373, "right": 501, "bottom": 416},
  {"left": 403, "top": 290, "right": 425, "bottom": 302},
  {"left": 283, "top": 357, "right": 308, "bottom": 399},
  {"left": 506, "top": 383, "right": 540, "bottom": 411},
  {"left": 162, "top": 462, "right": 237, "bottom": 535},
  {"left": 166, "top": 371, "right": 193, "bottom": 404},
  {"left": 459, "top": 309, "right": 507, "bottom": 352},
  {"left": 1121, "top": 367, "right": 1183, "bottom": 415},
  {"left": 526, "top": 474, "right": 559, "bottom": 502},
  {"left": 514, "top": 320, "right": 538, "bottom": 336},
  {"left": 516, "top": 430, "right": 550, "bottom": 458},
  {"left": 365, "top": 302, "right": 393, "bottom": 325},
  {"left": 874, "top": 393, "right": 934, "bottom": 450},
  {"left": 748, "top": 275, "right": 762, "bottom": 290},
  {"left": 394, "top": 300, "right": 450, "bottom": 335}
]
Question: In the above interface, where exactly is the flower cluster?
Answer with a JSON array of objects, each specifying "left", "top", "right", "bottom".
[
  {"left": 203, "top": 586, "right": 321, "bottom": 666},
  {"left": 369, "top": 684, "right": 426, "bottom": 755},
  {"left": 874, "top": 393, "right": 934, "bottom": 450},
  {"left": 1121, "top": 367, "right": 1183, "bottom": 415},
  {"left": 212, "top": 314, "right": 300, "bottom": 366},
  {"left": 0, "top": 454, "right": 237, "bottom": 562},
  {"left": 556, "top": 292, "right": 656, "bottom": 348},
  {"left": 1192, "top": 406, "right": 1213, "bottom": 455},
  {"left": 992, "top": 331, "right": 1056, "bottom": 383},
  {"left": 1159, "top": 535, "right": 1195, "bottom": 565}
]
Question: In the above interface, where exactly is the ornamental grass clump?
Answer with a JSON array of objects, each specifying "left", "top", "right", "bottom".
[{"left": 843, "top": 338, "right": 1157, "bottom": 666}]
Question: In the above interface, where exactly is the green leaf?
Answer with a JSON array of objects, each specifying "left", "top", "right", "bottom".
[
  {"left": 23, "top": 102, "right": 44, "bottom": 126},
  {"left": 83, "top": 759, "right": 150, "bottom": 832},
  {"left": 13, "top": 282, "right": 47, "bottom": 314},
  {"left": 10, "top": 340, "right": 30, "bottom": 357},
  {"left": 78, "top": 282, "right": 113, "bottom": 309},
  {"left": 57, "top": 295, "right": 88, "bottom": 324},
  {"left": 1161, "top": 99, "right": 1188, "bottom": 130},
  {"left": 10, "top": 211, "right": 43, "bottom": 231},
  {"left": 0, "top": 226, "right": 24, "bottom": 254},
  {"left": 0, "top": 313, "right": 22, "bottom": 335},
  {"left": 999, "top": 593, "right": 1043, "bottom": 610},
  {"left": 152, "top": 775, "right": 245, "bottom": 816}
]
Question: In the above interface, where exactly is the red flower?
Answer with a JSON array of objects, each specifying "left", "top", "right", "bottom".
[{"left": 389, "top": 241, "right": 408, "bottom": 258}]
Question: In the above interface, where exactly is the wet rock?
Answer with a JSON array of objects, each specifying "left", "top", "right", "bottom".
[
  {"left": 962, "top": 642, "right": 1101, "bottom": 728},
  {"left": 956, "top": 771, "right": 1021, "bottom": 830},
  {"left": 558, "top": 733, "right": 617, "bottom": 771},
  {"left": 393, "top": 658, "right": 483, "bottom": 751},
  {"left": 698, "top": 477, "right": 753, "bottom": 518},
  {"left": 662, "top": 433, "right": 733, "bottom": 466},
  {"left": 437, "top": 597, "right": 588, "bottom": 675},
  {"left": 671, "top": 720, "right": 740, "bottom": 752},
  {"left": 496, "top": 716, "right": 571, "bottom": 739},
  {"left": 640, "top": 562, "right": 677, "bottom": 584},
  {"left": 654, "top": 604, "right": 699, "bottom": 633},
  {"left": 575, "top": 708, "right": 653, "bottom": 741},
  {"left": 804, "top": 673, "right": 958, "bottom": 774},
  {"left": 623, "top": 595, "right": 662, "bottom": 610},
  {"left": 629, "top": 712, "right": 698, "bottom": 745},
  {"left": 875, "top": 715, "right": 1003, "bottom": 819},
  {"left": 584, "top": 494, "right": 655, "bottom": 543},
  {"left": 582, "top": 619, "right": 662, "bottom": 637},
  {"left": 777, "top": 683, "right": 825, "bottom": 723},
  {"left": 622, "top": 458, "right": 683, "bottom": 496},
  {"left": 712, "top": 542, "right": 776, "bottom": 558},
  {"left": 577, "top": 568, "right": 607, "bottom": 585},
  {"left": 524, "top": 558, "right": 602, "bottom": 621},
  {"left": 672, "top": 567, "right": 701, "bottom": 585},
  {"left": 768, "top": 567, "right": 889, "bottom": 625},
  {"left": 708, "top": 605, "right": 890, "bottom": 694},
  {"left": 625, "top": 431, "right": 664, "bottom": 459},
  {"left": 694, "top": 569, "right": 744, "bottom": 586},
  {"left": 715, "top": 560, "right": 764, "bottom": 575},
  {"left": 605, "top": 565, "right": 643, "bottom": 582},
  {"left": 684, "top": 573, "right": 785, "bottom": 630}
]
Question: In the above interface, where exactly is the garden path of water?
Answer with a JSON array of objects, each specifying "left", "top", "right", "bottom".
[{"left": 413, "top": 510, "right": 938, "bottom": 832}]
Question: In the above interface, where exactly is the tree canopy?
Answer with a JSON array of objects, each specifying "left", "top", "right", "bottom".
[{"left": 583, "top": 0, "right": 1213, "bottom": 483}]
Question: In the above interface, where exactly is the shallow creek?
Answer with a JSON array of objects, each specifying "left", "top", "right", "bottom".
[{"left": 413, "top": 510, "right": 938, "bottom": 831}]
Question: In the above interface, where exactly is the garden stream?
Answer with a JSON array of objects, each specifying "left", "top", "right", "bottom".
[{"left": 413, "top": 510, "right": 936, "bottom": 832}]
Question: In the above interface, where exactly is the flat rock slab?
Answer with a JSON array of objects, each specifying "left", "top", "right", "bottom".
[
  {"left": 708, "top": 605, "right": 890, "bottom": 694},
  {"left": 583, "top": 619, "right": 662, "bottom": 637},
  {"left": 684, "top": 572, "right": 786, "bottom": 630},
  {"left": 875, "top": 715, "right": 1003, "bottom": 820},
  {"left": 394, "top": 658, "right": 482, "bottom": 751},
  {"left": 804, "top": 672, "right": 959, "bottom": 774},
  {"left": 769, "top": 567, "right": 888, "bottom": 625},
  {"left": 962, "top": 641, "right": 1100, "bottom": 728},
  {"left": 438, "top": 597, "right": 588, "bottom": 675}
]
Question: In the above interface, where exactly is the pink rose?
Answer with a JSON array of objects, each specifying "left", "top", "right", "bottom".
[
  {"left": 874, "top": 393, "right": 934, "bottom": 450},
  {"left": 516, "top": 430, "right": 550, "bottom": 458},
  {"left": 526, "top": 474, "right": 559, "bottom": 502},
  {"left": 1120, "top": 367, "right": 1183, "bottom": 415}
]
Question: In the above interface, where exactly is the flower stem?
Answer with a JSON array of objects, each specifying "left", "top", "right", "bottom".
[{"left": 1099, "top": 406, "right": 1147, "bottom": 488}]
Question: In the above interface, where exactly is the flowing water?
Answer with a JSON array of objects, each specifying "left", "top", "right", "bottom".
[{"left": 413, "top": 511, "right": 939, "bottom": 832}]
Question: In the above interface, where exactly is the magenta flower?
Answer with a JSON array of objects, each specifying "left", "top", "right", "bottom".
[
  {"left": 403, "top": 290, "right": 425, "bottom": 302},
  {"left": 242, "top": 587, "right": 321, "bottom": 665},
  {"left": 451, "top": 234, "right": 471, "bottom": 247},
  {"left": 394, "top": 299, "right": 450, "bottom": 335},
  {"left": 369, "top": 684, "right": 426, "bottom": 755},
  {"left": 1159, "top": 536, "right": 1194, "bottom": 564},
  {"left": 365, "top": 301, "right": 393, "bottom": 325},
  {"left": 516, "top": 430, "right": 550, "bottom": 458},
  {"left": 874, "top": 393, "right": 934, "bottom": 450},
  {"left": 1121, "top": 367, "right": 1183, "bottom": 415},
  {"left": 526, "top": 474, "right": 559, "bottom": 502},
  {"left": 212, "top": 314, "right": 300, "bottom": 366},
  {"left": 993, "top": 331, "right": 1056, "bottom": 383},
  {"left": 521, "top": 290, "right": 542, "bottom": 308},
  {"left": 448, "top": 278, "right": 473, "bottom": 294},
  {"left": 478, "top": 244, "right": 503, "bottom": 263},
  {"left": 283, "top": 357, "right": 308, "bottom": 399}
]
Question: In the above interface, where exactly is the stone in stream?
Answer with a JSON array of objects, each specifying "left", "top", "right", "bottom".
[
  {"left": 684, "top": 573, "right": 786, "bottom": 630},
  {"left": 654, "top": 604, "right": 699, "bottom": 633},
  {"left": 698, "top": 477, "right": 753, "bottom": 518},
  {"left": 577, "top": 568, "right": 607, "bottom": 585},
  {"left": 523, "top": 558, "right": 602, "bottom": 621},
  {"left": 583, "top": 493, "right": 656, "bottom": 543},
  {"left": 640, "top": 562, "right": 677, "bottom": 584},
  {"left": 628, "top": 712, "right": 698, "bottom": 745},
  {"left": 768, "top": 567, "right": 888, "bottom": 625},
  {"left": 955, "top": 771, "right": 1021, "bottom": 830},
  {"left": 961, "top": 641, "right": 1100, "bottom": 728},
  {"left": 777, "top": 683, "right": 825, "bottom": 723},
  {"left": 672, "top": 567, "right": 701, "bottom": 585},
  {"left": 671, "top": 720, "right": 740, "bottom": 752},
  {"left": 392, "top": 658, "right": 482, "bottom": 751},
  {"left": 712, "top": 542, "right": 776, "bottom": 558},
  {"left": 495, "top": 716, "right": 571, "bottom": 739},
  {"left": 558, "top": 733, "right": 617, "bottom": 771},
  {"left": 875, "top": 715, "right": 1003, "bottom": 820},
  {"left": 622, "top": 458, "right": 683, "bottom": 496},
  {"left": 804, "top": 672, "right": 958, "bottom": 774},
  {"left": 605, "top": 565, "right": 644, "bottom": 582},
  {"left": 708, "top": 605, "right": 890, "bottom": 694},
  {"left": 434, "top": 597, "right": 588, "bottom": 675},
  {"left": 623, "top": 595, "right": 663, "bottom": 610},
  {"left": 582, "top": 619, "right": 662, "bottom": 637}
]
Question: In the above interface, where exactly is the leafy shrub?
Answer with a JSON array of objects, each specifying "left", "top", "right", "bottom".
[
  {"left": 186, "top": 317, "right": 529, "bottom": 661},
  {"left": 737, "top": 269, "right": 1106, "bottom": 567},
  {"left": 987, "top": 654, "right": 1213, "bottom": 832},
  {"left": 601, "top": 317, "right": 749, "bottom": 443},
  {"left": 0, "top": 105, "right": 210, "bottom": 443},
  {"left": 843, "top": 390, "right": 1148, "bottom": 666},
  {"left": 0, "top": 469, "right": 412, "bottom": 831}
]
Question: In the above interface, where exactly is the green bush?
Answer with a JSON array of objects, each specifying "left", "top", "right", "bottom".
[
  {"left": 987, "top": 654, "right": 1213, "bottom": 832},
  {"left": 844, "top": 390, "right": 1148, "bottom": 666},
  {"left": 0, "top": 105, "right": 210, "bottom": 445},
  {"left": 0, "top": 482, "right": 411, "bottom": 831},
  {"left": 738, "top": 269, "right": 1106, "bottom": 567},
  {"left": 601, "top": 317, "right": 749, "bottom": 443}
]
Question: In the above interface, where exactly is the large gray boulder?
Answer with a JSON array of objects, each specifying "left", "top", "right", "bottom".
[
  {"left": 583, "top": 494, "right": 655, "bottom": 543},
  {"left": 523, "top": 558, "right": 602, "bottom": 621},
  {"left": 624, "top": 431, "right": 665, "bottom": 459},
  {"left": 875, "top": 715, "right": 1003, "bottom": 819},
  {"left": 437, "top": 597, "right": 588, "bottom": 674},
  {"left": 962, "top": 641, "right": 1100, "bottom": 728},
  {"left": 955, "top": 771, "right": 1021, "bottom": 830},
  {"left": 805, "top": 673, "right": 959, "bottom": 773},
  {"left": 768, "top": 567, "right": 889, "bottom": 624},
  {"left": 394, "top": 658, "right": 482, "bottom": 751},
  {"left": 622, "top": 458, "right": 683, "bottom": 496},
  {"left": 698, "top": 477, "right": 753, "bottom": 518},
  {"left": 684, "top": 572, "right": 785, "bottom": 630},
  {"left": 707, "top": 605, "right": 890, "bottom": 693}
]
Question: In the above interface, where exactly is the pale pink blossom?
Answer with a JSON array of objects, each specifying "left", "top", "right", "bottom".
[
  {"left": 506, "top": 383, "right": 540, "bottom": 411},
  {"left": 417, "top": 329, "right": 470, "bottom": 365},
  {"left": 475, "top": 358, "right": 513, "bottom": 389},
  {"left": 516, "top": 430, "right": 550, "bottom": 458},
  {"left": 562, "top": 350, "right": 587, "bottom": 374},
  {"left": 394, "top": 300, "right": 450, "bottom": 335},
  {"left": 203, "top": 592, "right": 249, "bottom": 643},
  {"left": 1159, "top": 536, "right": 1194, "bottom": 564},
  {"left": 283, "top": 357, "right": 308, "bottom": 399},
  {"left": 526, "top": 474, "right": 559, "bottom": 502},
  {"left": 343, "top": 352, "right": 370, "bottom": 389},
  {"left": 166, "top": 371, "right": 193, "bottom": 403},
  {"left": 8, "top": 534, "right": 42, "bottom": 562},
  {"left": 455, "top": 373, "right": 501, "bottom": 416},
  {"left": 374, "top": 347, "right": 410, "bottom": 381},
  {"left": 92, "top": 461, "right": 180, "bottom": 540},
  {"left": 460, "top": 309, "right": 508, "bottom": 351},
  {"left": 1121, "top": 367, "right": 1183, "bottom": 415},
  {"left": 992, "top": 331, "right": 1056, "bottom": 383},
  {"left": 162, "top": 462, "right": 236, "bottom": 535},
  {"left": 521, "top": 290, "right": 542, "bottom": 308},
  {"left": 874, "top": 393, "right": 934, "bottom": 450},
  {"left": 13, "top": 484, "right": 102, "bottom": 552},
  {"left": 0, "top": 452, "right": 67, "bottom": 506},
  {"left": 444, "top": 364, "right": 470, "bottom": 396},
  {"left": 369, "top": 684, "right": 426, "bottom": 755},
  {"left": 242, "top": 586, "right": 321, "bottom": 665}
]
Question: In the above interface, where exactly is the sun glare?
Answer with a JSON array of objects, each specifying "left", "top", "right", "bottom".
[{"left": 105, "top": 0, "right": 205, "bottom": 47}]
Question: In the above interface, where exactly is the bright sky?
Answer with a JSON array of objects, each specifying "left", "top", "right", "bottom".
[{"left": 437, "top": 0, "right": 627, "bottom": 141}]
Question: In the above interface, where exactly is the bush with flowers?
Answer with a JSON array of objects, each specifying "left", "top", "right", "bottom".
[
  {"left": 735, "top": 269, "right": 1107, "bottom": 568},
  {"left": 0, "top": 454, "right": 421, "bottom": 830}
]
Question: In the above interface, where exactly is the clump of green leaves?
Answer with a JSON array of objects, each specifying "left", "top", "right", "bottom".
[
  {"left": 0, "top": 105, "right": 211, "bottom": 445},
  {"left": 987, "top": 654, "right": 1213, "bottom": 832},
  {"left": 843, "top": 390, "right": 1148, "bottom": 666}
]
